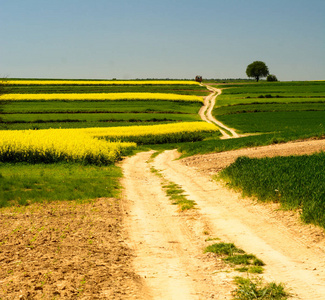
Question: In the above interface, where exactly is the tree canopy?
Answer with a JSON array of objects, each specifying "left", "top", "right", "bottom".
[{"left": 246, "top": 61, "right": 269, "bottom": 82}]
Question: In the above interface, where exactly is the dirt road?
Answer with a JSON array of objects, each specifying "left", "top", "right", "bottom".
[
  {"left": 122, "top": 145, "right": 325, "bottom": 299},
  {"left": 199, "top": 85, "right": 239, "bottom": 139}
]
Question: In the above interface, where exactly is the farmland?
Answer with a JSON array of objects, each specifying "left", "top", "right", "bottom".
[
  {"left": 1, "top": 78, "right": 325, "bottom": 299},
  {"left": 213, "top": 81, "right": 325, "bottom": 135},
  {"left": 0, "top": 81, "right": 209, "bottom": 130},
  {"left": 0, "top": 79, "right": 218, "bottom": 204}
]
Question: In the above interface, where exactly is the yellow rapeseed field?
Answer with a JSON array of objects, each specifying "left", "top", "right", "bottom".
[
  {"left": 0, "top": 122, "right": 219, "bottom": 163},
  {"left": 83, "top": 122, "right": 219, "bottom": 144},
  {"left": 84, "top": 122, "right": 218, "bottom": 138},
  {"left": 0, "top": 93, "right": 203, "bottom": 103},
  {"left": 0, "top": 129, "right": 136, "bottom": 165},
  {"left": 5, "top": 80, "right": 200, "bottom": 85}
]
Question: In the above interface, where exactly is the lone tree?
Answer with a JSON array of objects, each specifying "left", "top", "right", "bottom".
[{"left": 246, "top": 61, "right": 269, "bottom": 82}]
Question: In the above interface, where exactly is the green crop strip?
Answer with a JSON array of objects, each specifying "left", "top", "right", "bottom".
[{"left": 219, "top": 152, "right": 325, "bottom": 228}]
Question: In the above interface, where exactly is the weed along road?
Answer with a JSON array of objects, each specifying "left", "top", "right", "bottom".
[{"left": 122, "top": 149, "right": 325, "bottom": 299}]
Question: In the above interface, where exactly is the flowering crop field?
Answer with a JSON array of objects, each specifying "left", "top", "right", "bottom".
[
  {"left": 0, "top": 129, "right": 136, "bottom": 165},
  {"left": 0, "top": 92, "right": 203, "bottom": 103},
  {"left": 6, "top": 80, "right": 200, "bottom": 86},
  {"left": 84, "top": 122, "right": 219, "bottom": 144},
  {"left": 0, "top": 122, "right": 218, "bottom": 164}
]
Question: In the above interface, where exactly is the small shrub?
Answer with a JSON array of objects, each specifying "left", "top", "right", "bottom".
[{"left": 267, "top": 74, "right": 278, "bottom": 82}]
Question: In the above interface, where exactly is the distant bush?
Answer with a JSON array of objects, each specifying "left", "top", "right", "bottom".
[{"left": 267, "top": 74, "right": 278, "bottom": 82}]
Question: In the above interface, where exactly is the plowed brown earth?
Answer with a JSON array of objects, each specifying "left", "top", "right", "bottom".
[{"left": 0, "top": 198, "right": 144, "bottom": 299}]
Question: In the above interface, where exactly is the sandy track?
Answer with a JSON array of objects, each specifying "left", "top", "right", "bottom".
[
  {"left": 122, "top": 147, "right": 325, "bottom": 299},
  {"left": 155, "top": 150, "right": 325, "bottom": 299},
  {"left": 122, "top": 151, "right": 237, "bottom": 299}
]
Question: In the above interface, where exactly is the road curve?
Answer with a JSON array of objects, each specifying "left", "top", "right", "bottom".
[{"left": 200, "top": 84, "right": 239, "bottom": 139}]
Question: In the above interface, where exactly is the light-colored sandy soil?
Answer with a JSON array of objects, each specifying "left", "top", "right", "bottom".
[
  {"left": 122, "top": 152, "right": 237, "bottom": 300},
  {"left": 122, "top": 140, "right": 325, "bottom": 299}
]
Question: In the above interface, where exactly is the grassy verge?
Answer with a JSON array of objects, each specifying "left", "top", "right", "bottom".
[
  {"left": 219, "top": 152, "right": 325, "bottom": 228},
  {"left": 0, "top": 162, "right": 122, "bottom": 207}
]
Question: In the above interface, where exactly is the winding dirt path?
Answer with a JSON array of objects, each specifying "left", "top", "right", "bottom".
[
  {"left": 122, "top": 142, "right": 325, "bottom": 299},
  {"left": 199, "top": 85, "right": 239, "bottom": 139}
]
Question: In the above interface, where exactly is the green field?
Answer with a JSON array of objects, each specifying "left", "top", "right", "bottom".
[
  {"left": 219, "top": 153, "right": 325, "bottom": 228},
  {"left": 211, "top": 81, "right": 325, "bottom": 136},
  {"left": 0, "top": 162, "right": 121, "bottom": 207},
  {"left": 5, "top": 83, "right": 209, "bottom": 95}
]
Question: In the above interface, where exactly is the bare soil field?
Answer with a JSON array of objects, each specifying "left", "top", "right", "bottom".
[{"left": 0, "top": 198, "right": 144, "bottom": 299}]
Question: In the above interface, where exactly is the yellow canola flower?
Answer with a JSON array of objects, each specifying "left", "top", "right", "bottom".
[
  {"left": 0, "top": 122, "right": 219, "bottom": 164},
  {"left": 0, "top": 129, "right": 136, "bottom": 165},
  {"left": 83, "top": 122, "right": 218, "bottom": 138},
  {"left": 5, "top": 80, "right": 200, "bottom": 86},
  {"left": 0, "top": 93, "right": 203, "bottom": 103}
]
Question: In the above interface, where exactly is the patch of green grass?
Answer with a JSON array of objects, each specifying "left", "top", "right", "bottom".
[
  {"left": 224, "top": 254, "right": 265, "bottom": 266},
  {"left": 150, "top": 166, "right": 196, "bottom": 210},
  {"left": 233, "top": 276, "right": 289, "bottom": 300},
  {"left": 0, "top": 162, "right": 122, "bottom": 207},
  {"left": 204, "top": 242, "right": 244, "bottom": 256},
  {"left": 219, "top": 152, "right": 325, "bottom": 228},
  {"left": 205, "top": 242, "right": 265, "bottom": 274}
]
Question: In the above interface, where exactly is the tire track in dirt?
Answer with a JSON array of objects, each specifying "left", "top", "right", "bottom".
[{"left": 153, "top": 149, "right": 325, "bottom": 300}]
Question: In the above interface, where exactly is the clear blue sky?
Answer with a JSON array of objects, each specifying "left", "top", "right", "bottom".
[{"left": 1, "top": 0, "right": 324, "bottom": 80}]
